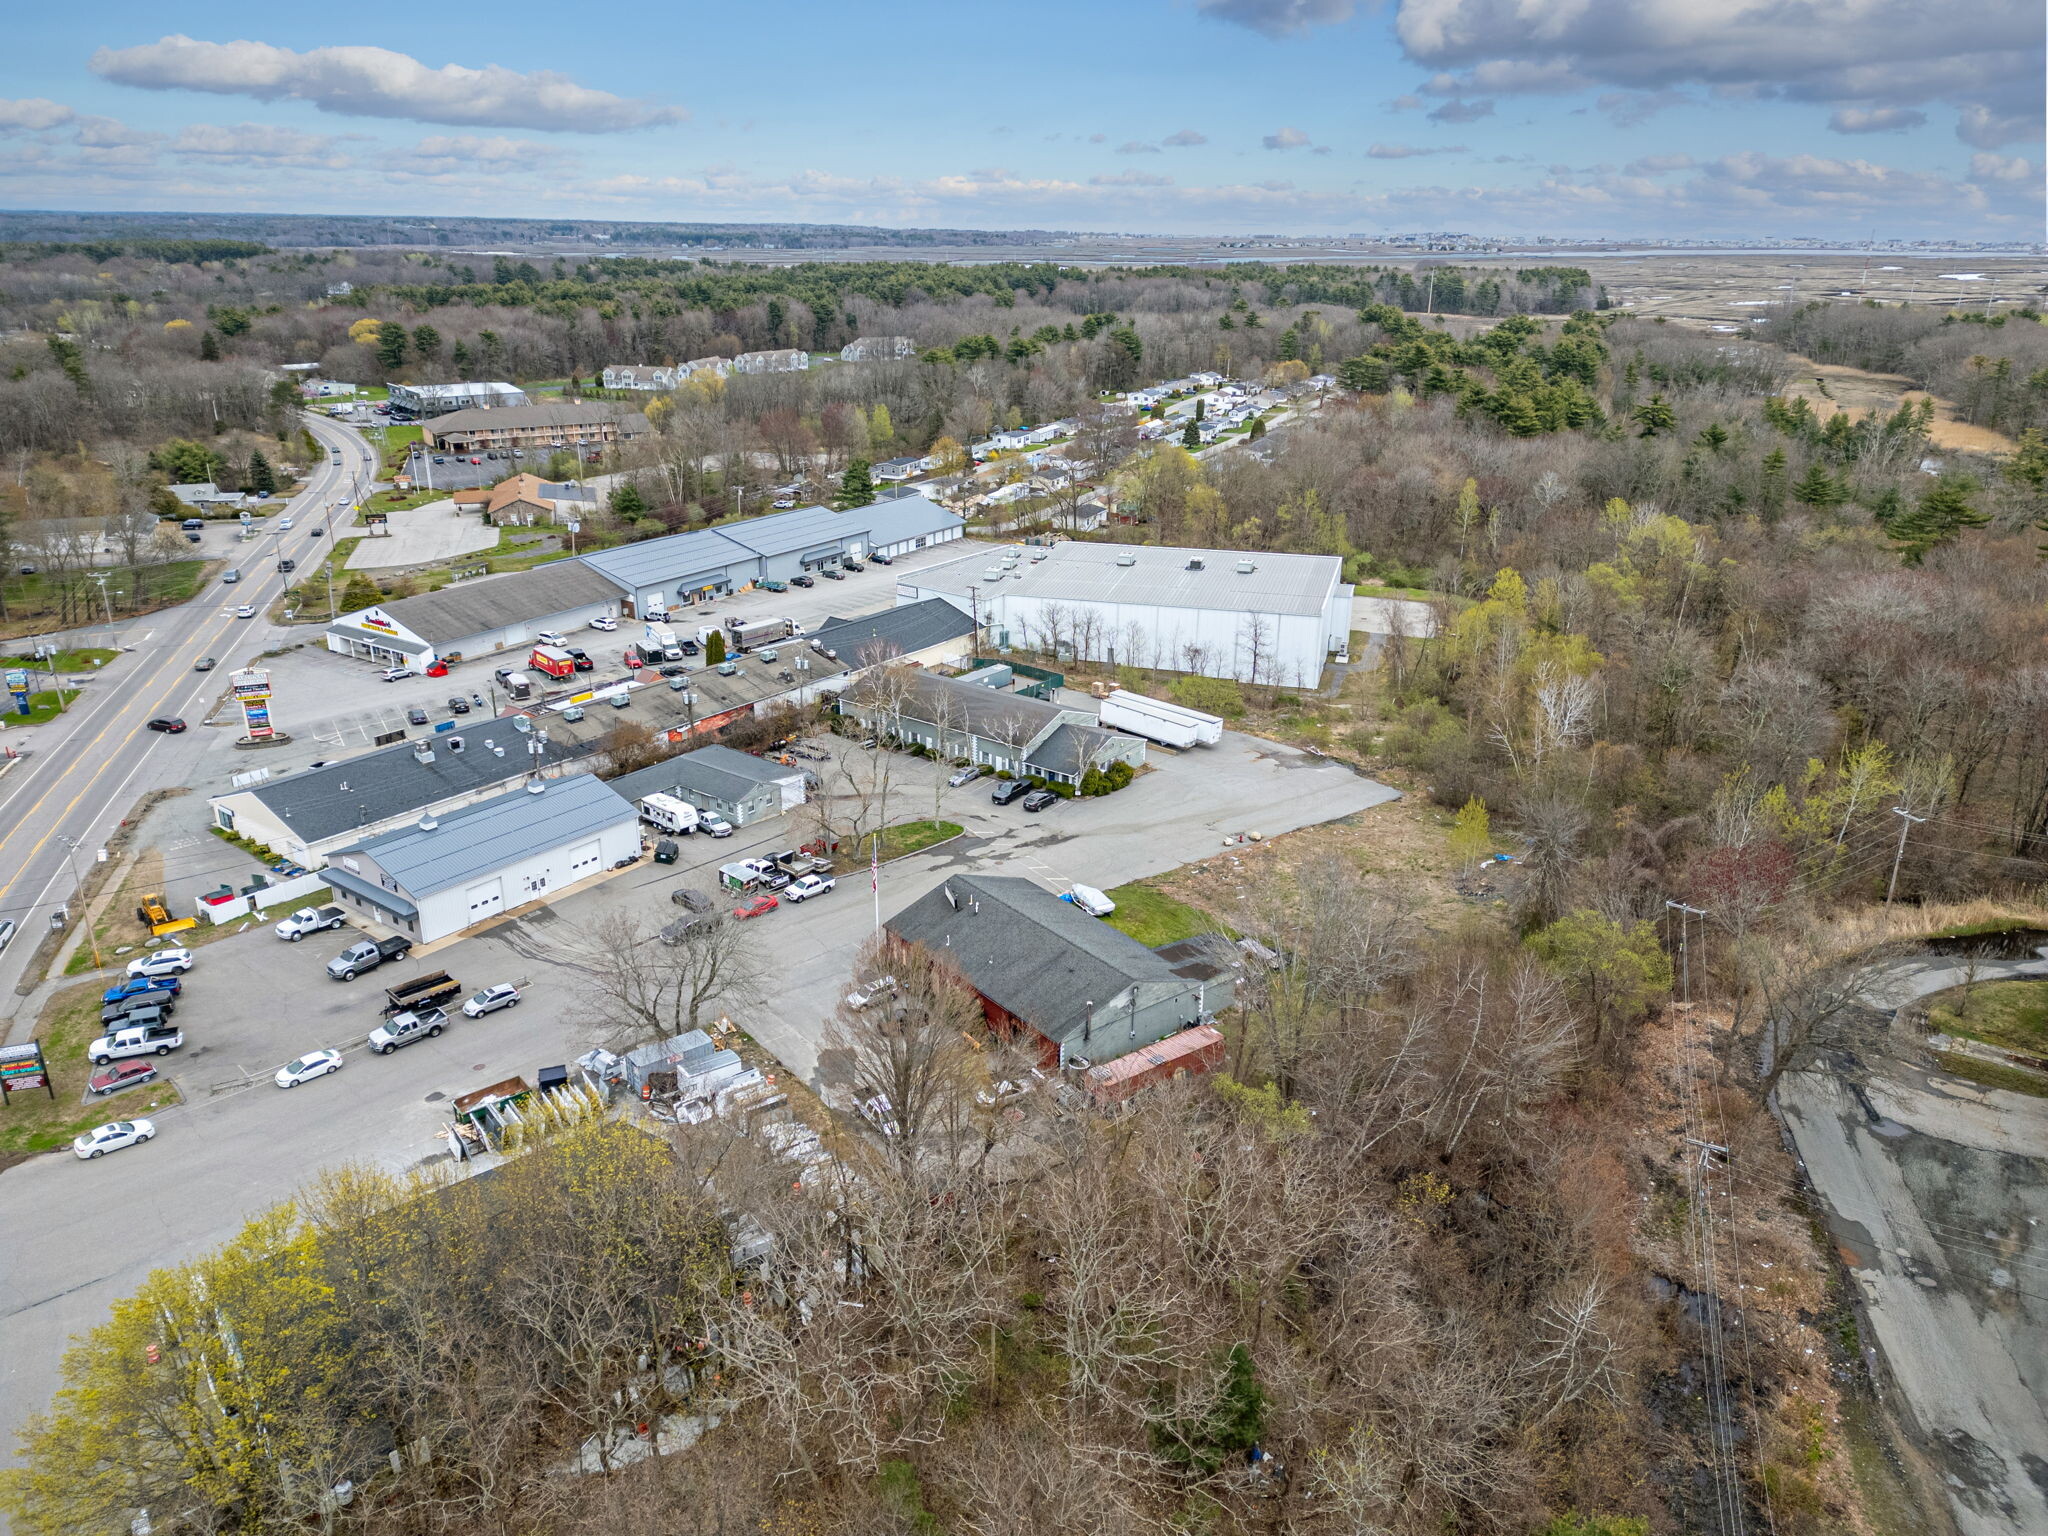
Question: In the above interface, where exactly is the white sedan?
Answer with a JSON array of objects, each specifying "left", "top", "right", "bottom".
[
  {"left": 275, "top": 1050, "right": 343, "bottom": 1089},
  {"left": 74, "top": 1119, "right": 156, "bottom": 1160},
  {"left": 462, "top": 984, "right": 522, "bottom": 1018},
  {"left": 588, "top": 616, "right": 618, "bottom": 632},
  {"left": 127, "top": 948, "right": 192, "bottom": 979},
  {"left": 234, "top": 605, "right": 256, "bottom": 619}
]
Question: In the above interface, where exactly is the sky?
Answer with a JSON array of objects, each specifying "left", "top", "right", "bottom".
[{"left": 0, "top": 1, "right": 2041, "bottom": 242}]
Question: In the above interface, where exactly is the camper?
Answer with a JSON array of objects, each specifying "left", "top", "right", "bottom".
[
  {"left": 1098, "top": 689, "right": 1224, "bottom": 749},
  {"left": 639, "top": 792, "right": 700, "bottom": 836},
  {"left": 528, "top": 646, "right": 575, "bottom": 682}
]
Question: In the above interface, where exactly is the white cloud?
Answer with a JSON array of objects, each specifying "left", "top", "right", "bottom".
[
  {"left": 1262, "top": 126, "right": 1312, "bottom": 150},
  {"left": 1116, "top": 140, "right": 1161, "bottom": 154},
  {"left": 171, "top": 122, "right": 351, "bottom": 168},
  {"left": 72, "top": 116, "right": 162, "bottom": 149},
  {"left": 1194, "top": 0, "right": 1357, "bottom": 39},
  {"left": 1162, "top": 128, "right": 1208, "bottom": 147},
  {"left": 1597, "top": 89, "right": 1693, "bottom": 127},
  {"left": 90, "top": 35, "right": 682, "bottom": 133},
  {"left": 0, "top": 98, "right": 76, "bottom": 133},
  {"left": 1423, "top": 59, "right": 1587, "bottom": 94},
  {"left": 1828, "top": 106, "right": 1927, "bottom": 133},
  {"left": 1427, "top": 98, "right": 1494, "bottom": 123},
  {"left": 1367, "top": 142, "right": 1466, "bottom": 158},
  {"left": 385, "top": 134, "right": 570, "bottom": 178},
  {"left": 1091, "top": 170, "right": 1174, "bottom": 187},
  {"left": 1624, "top": 153, "right": 1696, "bottom": 174},
  {"left": 1956, "top": 104, "right": 2041, "bottom": 148},
  {"left": 1968, "top": 151, "right": 2037, "bottom": 182}
]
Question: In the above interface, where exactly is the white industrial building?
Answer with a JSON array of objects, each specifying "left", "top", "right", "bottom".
[
  {"left": 321, "top": 773, "right": 638, "bottom": 943},
  {"left": 324, "top": 563, "right": 622, "bottom": 671},
  {"left": 895, "top": 541, "right": 1351, "bottom": 687}
]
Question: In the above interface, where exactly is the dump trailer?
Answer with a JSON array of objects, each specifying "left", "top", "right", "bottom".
[
  {"left": 1098, "top": 689, "right": 1224, "bottom": 749},
  {"left": 384, "top": 970, "right": 462, "bottom": 1016}
]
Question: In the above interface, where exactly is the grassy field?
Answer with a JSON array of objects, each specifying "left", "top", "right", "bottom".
[
  {"left": 1935, "top": 1050, "right": 2048, "bottom": 1098},
  {"left": 0, "top": 560, "right": 211, "bottom": 640},
  {"left": 4, "top": 647, "right": 118, "bottom": 673},
  {"left": 0, "top": 982, "right": 185, "bottom": 1158},
  {"left": 4, "top": 687, "right": 83, "bottom": 725},
  {"left": 1100, "top": 883, "right": 1224, "bottom": 947},
  {"left": 1926, "top": 980, "right": 2048, "bottom": 1056},
  {"left": 857, "top": 819, "right": 964, "bottom": 864}
]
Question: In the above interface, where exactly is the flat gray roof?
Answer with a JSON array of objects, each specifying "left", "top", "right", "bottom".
[
  {"left": 809, "top": 598, "right": 977, "bottom": 663},
  {"left": 580, "top": 528, "right": 757, "bottom": 592},
  {"left": 330, "top": 561, "right": 618, "bottom": 645},
  {"left": 334, "top": 772, "right": 633, "bottom": 898},
  {"left": 913, "top": 540, "right": 1342, "bottom": 619}
]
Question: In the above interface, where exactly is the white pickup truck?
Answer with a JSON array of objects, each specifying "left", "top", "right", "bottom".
[
  {"left": 274, "top": 905, "right": 348, "bottom": 942},
  {"left": 88, "top": 1024, "right": 184, "bottom": 1065}
]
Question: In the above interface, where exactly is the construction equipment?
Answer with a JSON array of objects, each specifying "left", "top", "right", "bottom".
[{"left": 134, "top": 894, "right": 197, "bottom": 938}]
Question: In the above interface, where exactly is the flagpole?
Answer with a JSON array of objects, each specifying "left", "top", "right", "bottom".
[{"left": 871, "top": 834, "right": 881, "bottom": 932}]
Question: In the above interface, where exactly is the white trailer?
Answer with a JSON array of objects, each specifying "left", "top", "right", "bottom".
[
  {"left": 639, "top": 792, "right": 699, "bottom": 836},
  {"left": 1099, "top": 689, "right": 1224, "bottom": 749}
]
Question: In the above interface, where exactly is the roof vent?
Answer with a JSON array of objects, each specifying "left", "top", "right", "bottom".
[
  {"left": 1235, "top": 560, "right": 1256, "bottom": 574},
  {"left": 417, "top": 817, "right": 439, "bottom": 832},
  {"left": 1186, "top": 557, "right": 1205, "bottom": 571},
  {"left": 491, "top": 745, "right": 505, "bottom": 757},
  {"left": 526, "top": 781, "right": 546, "bottom": 795},
  {"left": 1115, "top": 553, "right": 1137, "bottom": 566}
]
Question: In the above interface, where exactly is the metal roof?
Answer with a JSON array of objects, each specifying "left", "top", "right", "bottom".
[
  {"left": 579, "top": 528, "right": 757, "bottom": 592},
  {"left": 331, "top": 561, "right": 619, "bottom": 644},
  {"left": 808, "top": 598, "right": 977, "bottom": 663},
  {"left": 886, "top": 875, "right": 1182, "bottom": 1046},
  {"left": 857, "top": 494, "right": 959, "bottom": 546},
  {"left": 716, "top": 505, "right": 860, "bottom": 558},
  {"left": 913, "top": 540, "right": 1342, "bottom": 619},
  {"left": 332, "top": 773, "right": 634, "bottom": 899},
  {"left": 423, "top": 401, "right": 641, "bottom": 434},
  {"left": 228, "top": 732, "right": 589, "bottom": 845},
  {"left": 607, "top": 745, "right": 802, "bottom": 808}
]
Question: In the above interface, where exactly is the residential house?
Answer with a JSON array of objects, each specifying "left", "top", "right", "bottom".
[
  {"left": 450, "top": 473, "right": 597, "bottom": 527},
  {"left": 601, "top": 364, "right": 678, "bottom": 392},
  {"left": 839, "top": 336, "right": 916, "bottom": 362},
  {"left": 731, "top": 349, "right": 810, "bottom": 375},
  {"left": 681, "top": 356, "right": 733, "bottom": 378},
  {"left": 837, "top": 670, "right": 1144, "bottom": 786},
  {"left": 607, "top": 743, "right": 807, "bottom": 828},
  {"left": 885, "top": 875, "right": 1233, "bottom": 1068},
  {"left": 322, "top": 773, "right": 638, "bottom": 943},
  {"left": 208, "top": 728, "right": 590, "bottom": 869},
  {"left": 871, "top": 455, "right": 930, "bottom": 482}
]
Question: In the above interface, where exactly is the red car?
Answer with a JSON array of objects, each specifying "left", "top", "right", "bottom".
[
  {"left": 733, "top": 894, "right": 779, "bottom": 920},
  {"left": 89, "top": 1060, "right": 160, "bottom": 1097},
  {"left": 622, "top": 649, "right": 643, "bottom": 669}
]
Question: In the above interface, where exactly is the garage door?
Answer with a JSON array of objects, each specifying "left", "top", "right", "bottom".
[
  {"left": 568, "top": 840, "right": 602, "bottom": 879},
  {"left": 467, "top": 879, "right": 505, "bottom": 920}
]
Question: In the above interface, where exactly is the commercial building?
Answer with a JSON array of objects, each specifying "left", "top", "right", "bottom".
[
  {"left": 389, "top": 382, "right": 528, "bottom": 418},
  {"left": 324, "top": 562, "right": 621, "bottom": 671},
  {"left": 208, "top": 729, "right": 587, "bottom": 869},
  {"left": 322, "top": 773, "right": 638, "bottom": 943},
  {"left": 450, "top": 474, "right": 597, "bottom": 526},
  {"left": 579, "top": 495, "right": 963, "bottom": 617},
  {"left": 806, "top": 598, "right": 978, "bottom": 672},
  {"left": 896, "top": 540, "right": 1350, "bottom": 687},
  {"left": 886, "top": 875, "right": 1234, "bottom": 1068},
  {"left": 608, "top": 743, "right": 807, "bottom": 828},
  {"left": 423, "top": 403, "right": 649, "bottom": 454},
  {"left": 836, "top": 670, "right": 1143, "bottom": 786}
]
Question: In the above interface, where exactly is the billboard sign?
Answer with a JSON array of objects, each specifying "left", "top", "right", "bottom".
[
  {"left": 0, "top": 1041, "right": 52, "bottom": 1099},
  {"left": 230, "top": 668, "right": 275, "bottom": 741}
]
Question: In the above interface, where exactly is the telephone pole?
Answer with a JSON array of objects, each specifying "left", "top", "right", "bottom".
[
  {"left": 1886, "top": 805, "right": 1927, "bottom": 905},
  {"left": 1665, "top": 900, "right": 1707, "bottom": 1003}
]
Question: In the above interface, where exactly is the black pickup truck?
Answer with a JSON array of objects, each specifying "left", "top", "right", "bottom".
[{"left": 383, "top": 970, "right": 461, "bottom": 1016}]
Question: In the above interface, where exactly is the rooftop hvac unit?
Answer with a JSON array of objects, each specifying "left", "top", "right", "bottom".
[
  {"left": 1235, "top": 560, "right": 1257, "bottom": 574},
  {"left": 417, "top": 817, "right": 438, "bottom": 831},
  {"left": 491, "top": 745, "right": 505, "bottom": 757},
  {"left": 1186, "top": 557, "right": 1205, "bottom": 571},
  {"left": 526, "top": 781, "right": 546, "bottom": 795},
  {"left": 447, "top": 736, "right": 465, "bottom": 753},
  {"left": 1115, "top": 552, "right": 1137, "bottom": 566},
  {"left": 412, "top": 744, "right": 434, "bottom": 764}
]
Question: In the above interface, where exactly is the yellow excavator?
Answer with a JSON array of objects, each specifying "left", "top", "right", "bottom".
[{"left": 135, "top": 893, "right": 197, "bottom": 938}]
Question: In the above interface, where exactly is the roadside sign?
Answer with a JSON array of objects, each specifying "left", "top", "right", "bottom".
[{"left": 0, "top": 1041, "right": 54, "bottom": 1101}]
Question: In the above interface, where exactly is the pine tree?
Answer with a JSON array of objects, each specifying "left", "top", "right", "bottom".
[
  {"left": 246, "top": 450, "right": 276, "bottom": 497},
  {"left": 1631, "top": 393, "right": 1676, "bottom": 437},
  {"left": 609, "top": 483, "right": 648, "bottom": 517},
  {"left": 1181, "top": 418, "right": 1201, "bottom": 450},
  {"left": 1247, "top": 416, "right": 1265, "bottom": 441},
  {"left": 1890, "top": 474, "right": 1987, "bottom": 564},
  {"left": 1277, "top": 326, "right": 1301, "bottom": 361},
  {"left": 411, "top": 324, "right": 441, "bottom": 360},
  {"left": 376, "top": 321, "right": 408, "bottom": 370},
  {"left": 1790, "top": 463, "right": 1845, "bottom": 509},
  {"left": 837, "top": 458, "right": 876, "bottom": 509},
  {"left": 199, "top": 329, "right": 221, "bottom": 361},
  {"left": 704, "top": 630, "right": 727, "bottom": 665}
]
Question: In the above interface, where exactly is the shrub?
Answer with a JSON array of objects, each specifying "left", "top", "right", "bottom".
[{"left": 1168, "top": 675, "right": 1246, "bottom": 718}]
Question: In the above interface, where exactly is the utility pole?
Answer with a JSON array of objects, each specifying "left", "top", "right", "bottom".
[
  {"left": 1665, "top": 900, "right": 1707, "bottom": 1004},
  {"left": 60, "top": 835, "right": 104, "bottom": 970},
  {"left": 1886, "top": 805, "right": 1928, "bottom": 905}
]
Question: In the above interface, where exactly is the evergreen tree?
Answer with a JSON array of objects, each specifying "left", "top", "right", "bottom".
[
  {"left": 609, "top": 483, "right": 648, "bottom": 517},
  {"left": 450, "top": 340, "right": 473, "bottom": 373},
  {"left": 1695, "top": 422, "right": 1730, "bottom": 452},
  {"left": 765, "top": 298, "right": 786, "bottom": 341},
  {"left": 1631, "top": 393, "right": 1676, "bottom": 437},
  {"left": 2006, "top": 428, "right": 2048, "bottom": 493},
  {"left": 704, "top": 629, "right": 727, "bottom": 665},
  {"left": 376, "top": 321, "right": 408, "bottom": 370},
  {"left": 1337, "top": 355, "right": 1390, "bottom": 392},
  {"left": 837, "top": 458, "right": 876, "bottom": 509},
  {"left": 1790, "top": 463, "right": 1845, "bottom": 509},
  {"left": 411, "top": 324, "right": 441, "bottom": 361},
  {"left": 1219, "top": 313, "right": 1236, "bottom": 330},
  {"left": 246, "top": 450, "right": 276, "bottom": 497},
  {"left": 1181, "top": 418, "right": 1201, "bottom": 450},
  {"left": 1890, "top": 474, "right": 1987, "bottom": 564},
  {"left": 1247, "top": 416, "right": 1265, "bottom": 441},
  {"left": 199, "top": 329, "right": 221, "bottom": 361},
  {"left": 1277, "top": 326, "right": 1301, "bottom": 361}
]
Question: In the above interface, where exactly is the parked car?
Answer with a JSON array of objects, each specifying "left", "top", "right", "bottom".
[
  {"left": 73, "top": 1120, "right": 156, "bottom": 1160},
  {"left": 679, "top": 638, "right": 700, "bottom": 656},
  {"left": 846, "top": 976, "right": 898, "bottom": 1010},
  {"left": 671, "top": 887, "right": 711, "bottom": 911},
  {"left": 405, "top": 705, "right": 429, "bottom": 726},
  {"left": 274, "top": 1050, "right": 343, "bottom": 1089},
  {"left": 622, "top": 649, "right": 643, "bottom": 669},
  {"left": 566, "top": 647, "right": 593, "bottom": 670},
  {"left": 733, "top": 894, "right": 779, "bottom": 920},
  {"left": 869, "top": 552, "right": 894, "bottom": 565},
  {"left": 462, "top": 984, "right": 521, "bottom": 1018},
  {"left": 326, "top": 934, "right": 412, "bottom": 981},
  {"left": 193, "top": 657, "right": 216, "bottom": 671},
  {"left": 818, "top": 567, "right": 845, "bottom": 581},
  {"left": 699, "top": 813, "right": 734, "bottom": 838},
  {"left": 103, "top": 976, "right": 179, "bottom": 1004},
  {"left": 536, "top": 630, "right": 566, "bottom": 647},
  {"left": 127, "top": 948, "right": 192, "bottom": 978},
  {"left": 785, "top": 874, "right": 837, "bottom": 903},
  {"left": 653, "top": 837, "right": 679, "bottom": 864},
  {"left": 990, "top": 779, "right": 1032, "bottom": 805},
  {"left": 589, "top": 615, "right": 618, "bottom": 631},
  {"left": 274, "top": 905, "right": 347, "bottom": 942},
  {"left": 369, "top": 1007, "right": 448, "bottom": 1054},
  {"left": 948, "top": 764, "right": 984, "bottom": 787},
  {"left": 448, "top": 695, "right": 470, "bottom": 714},
  {"left": 89, "top": 1060, "right": 160, "bottom": 1097},
  {"left": 789, "top": 574, "right": 815, "bottom": 588},
  {"left": 88, "top": 1024, "right": 182, "bottom": 1065},
  {"left": 841, "top": 558, "right": 865, "bottom": 573},
  {"left": 1022, "top": 789, "right": 1060, "bottom": 812},
  {"left": 146, "top": 717, "right": 186, "bottom": 734}
]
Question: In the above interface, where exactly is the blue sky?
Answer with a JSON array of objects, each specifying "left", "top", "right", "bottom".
[{"left": 1, "top": 1, "right": 2040, "bottom": 240}]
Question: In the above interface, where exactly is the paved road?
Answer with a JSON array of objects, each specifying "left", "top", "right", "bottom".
[
  {"left": 0, "top": 727, "right": 1393, "bottom": 1460},
  {"left": 1777, "top": 955, "right": 2048, "bottom": 1536},
  {"left": 0, "top": 416, "right": 378, "bottom": 1033}
]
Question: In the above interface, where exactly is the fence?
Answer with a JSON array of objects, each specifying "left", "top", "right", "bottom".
[{"left": 195, "top": 869, "right": 331, "bottom": 925}]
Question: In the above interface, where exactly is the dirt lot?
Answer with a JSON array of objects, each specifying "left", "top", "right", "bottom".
[{"left": 1777, "top": 352, "right": 2017, "bottom": 456}]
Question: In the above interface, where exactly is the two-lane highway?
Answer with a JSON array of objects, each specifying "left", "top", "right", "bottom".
[{"left": 0, "top": 415, "right": 380, "bottom": 1031}]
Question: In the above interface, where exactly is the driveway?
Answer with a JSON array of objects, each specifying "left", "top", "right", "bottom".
[
  {"left": 345, "top": 500, "right": 498, "bottom": 570},
  {"left": 1776, "top": 953, "right": 2048, "bottom": 1536}
]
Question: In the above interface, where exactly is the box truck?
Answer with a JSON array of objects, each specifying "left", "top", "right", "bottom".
[
  {"left": 1098, "top": 689, "right": 1223, "bottom": 749},
  {"left": 529, "top": 645, "right": 576, "bottom": 681},
  {"left": 639, "top": 792, "right": 700, "bottom": 836},
  {"left": 644, "top": 621, "right": 682, "bottom": 659}
]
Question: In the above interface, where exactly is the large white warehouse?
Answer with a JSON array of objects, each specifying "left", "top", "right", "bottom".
[{"left": 895, "top": 541, "right": 1351, "bottom": 687}]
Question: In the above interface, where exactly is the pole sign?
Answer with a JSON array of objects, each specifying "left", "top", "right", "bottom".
[
  {"left": 6, "top": 668, "right": 28, "bottom": 717},
  {"left": 0, "top": 1041, "right": 53, "bottom": 1101},
  {"left": 230, "top": 668, "right": 275, "bottom": 741}
]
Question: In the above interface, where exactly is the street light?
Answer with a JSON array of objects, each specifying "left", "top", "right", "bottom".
[{"left": 59, "top": 835, "right": 104, "bottom": 970}]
